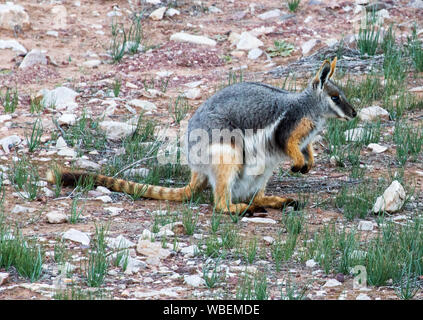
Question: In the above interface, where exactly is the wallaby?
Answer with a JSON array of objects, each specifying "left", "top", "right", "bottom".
[{"left": 47, "top": 57, "right": 356, "bottom": 214}]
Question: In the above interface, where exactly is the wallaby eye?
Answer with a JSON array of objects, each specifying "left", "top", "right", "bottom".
[{"left": 331, "top": 96, "right": 340, "bottom": 102}]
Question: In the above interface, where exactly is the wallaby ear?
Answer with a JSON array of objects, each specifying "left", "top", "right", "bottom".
[
  {"left": 312, "top": 60, "right": 331, "bottom": 90},
  {"left": 328, "top": 56, "right": 337, "bottom": 79}
]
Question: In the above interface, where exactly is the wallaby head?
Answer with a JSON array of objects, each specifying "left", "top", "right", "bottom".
[{"left": 310, "top": 57, "right": 357, "bottom": 121}]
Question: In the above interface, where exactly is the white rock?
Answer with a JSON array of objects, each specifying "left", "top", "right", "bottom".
[
  {"left": 367, "top": 143, "right": 388, "bottom": 153},
  {"left": 236, "top": 32, "right": 263, "bottom": 51},
  {"left": 57, "top": 147, "right": 77, "bottom": 158},
  {"left": 46, "top": 30, "right": 59, "bottom": 37},
  {"left": 128, "top": 99, "right": 157, "bottom": 111},
  {"left": 184, "top": 80, "right": 203, "bottom": 88},
  {"left": 358, "top": 106, "right": 389, "bottom": 121},
  {"left": 263, "top": 236, "right": 275, "bottom": 244},
  {"left": 11, "top": 205, "right": 36, "bottom": 214},
  {"left": 170, "top": 32, "right": 216, "bottom": 46},
  {"left": 42, "top": 187, "right": 54, "bottom": 197},
  {"left": 323, "top": 279, "right": 342, "bottom": 287},
  {"left": 166, "top": 8, "right": 180, "bottom": 17},
  {"left": 0, "top": 272, "right": 9, "bottom": 285},
  {"left": 228, "top": 32, "right": 241, "bottom": 46},
  {"left": 0, "top": 3, "right": 30, "bottom": 30},
  {"left": 208, "top": 6, "right": 223, "bottom": 14},
  {"left": 180, "top": 245, "right": 198, "bottom": 257},
  {"left": 356, "top": 293, "right": 371, "bottom": 300},
  {"left": 408, "top": 0, "right": 423, "bottom": 9},
  {"left": 99, "top": 121, "right": 136, "bottom": 141},
  {"left": 51, "top": 5, "right": 67, "bottom": 29},
  {"left": 57, "top": 113, "right": 76, "bottom": 126},
  {"left": 96, "top": 195, "right": 113, "bottom": 203},
  {"left": 257, "top": 9, "right": 281, "bottom": 20},
  {"left": 183, "top": 88, "right": 201, "bottom": 100},
  {"left": 82, "top": 60, "right": 101, "bottom": 68},
  {"left": 344, "top": 128, "right": 365, "bottom": 142},
  {"left": 241, "top": 217, "right": 277, "bottom": 224},
  {"left": 107, "top": 235, "right": 135, "bottom": 249},
  {"left": 124, "top": 256, "right": 146, "bottom": 274},
  {"left": 373, "top": 180, "right": 406, "bottom": 213},
  {"left": 74, "top": 158, "right": 101, "bottom": 171},
  {"left": 149, "top": 7, "right": 167, "bottom": 20},
  {"left": 409, "top": 86, "right": 423, "bottom": 92},
  {"left": 184, "top": 274, "right": 205, "bottom": 288},
  {"left": 306, "top": 259, "right": 317, "bottom": 268},
  {"left": 104, "top": 207, "right": 123, "bottom": 216},
  {"left": 301, "top": 39, "right": 319, "bottom": 55},
  {"left": 38, "top": 87, "right": 79, "bottom": 110},
  {"left": 136, "top": 239, "right": 171, "bottom": 260},
  {"left": 0, "top": 115, "right": 12, "bottom": 123},
  {"left": 250, "top": 26, "right": 275, "bottom": 37},
  {"left": 62, "top": 228, "right": 90, "bottom": 246},
  {"left": 357, "top": 220, "right": 374, "bottom": 231},
  {"left": 46, "top": 211, "right": 68, "bottom": 224},
  {"left": 19, "top": 49, "right": 47, "bottom": 69},
  {"left": 157, "top": 229, "right": 174, "bottom": 237},
  {"left": 248, "top": 48, "right": 263, "bottom": 60},
  {"left": 96, "top": 186, "right": 111, "bottom": 194},
  {"left": 0, "top": 39, "right": 27, "bottom": 54},
  {"left": 55, "top": 136, "right": 67, "bottom": 149},
  {"left": 0, "top": 135, "right": 21, "bottom": 153},
  {"left": 146, "top": 0, "right": 161, "bottom": 4}
]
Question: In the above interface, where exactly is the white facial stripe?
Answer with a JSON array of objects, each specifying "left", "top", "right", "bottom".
[{"left": 328, "top": 98, "right": 346, "bottom": 118}]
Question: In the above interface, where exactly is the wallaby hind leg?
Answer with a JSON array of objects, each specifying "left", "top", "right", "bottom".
[
  {"left": 253, "top": 190, "right": 300, "bottom": 210},
  {"left": 211, "top": 163, "right": 258, "bottom": 215},
  {"left": 185, "top": 171, "right": 208, "bottom": 198}
]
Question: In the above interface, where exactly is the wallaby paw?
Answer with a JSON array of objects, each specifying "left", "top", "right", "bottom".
[
  {"left": 291, "top": 165, "right": 302, "bottom": 173},
  {"left": 300, "top": 165, "right": 310, "bottom": 174},
  {"left": 283, "top": 199, "right": 301, "bottom": 211}
]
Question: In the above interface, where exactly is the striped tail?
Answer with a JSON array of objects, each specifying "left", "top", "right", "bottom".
[{"left": 46, "top": 167, "right": 192, "bottom": 201}]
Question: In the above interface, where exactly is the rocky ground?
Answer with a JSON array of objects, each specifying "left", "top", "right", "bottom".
[{"left": 0, "top": 0, "right": 423, "bottom": 300}]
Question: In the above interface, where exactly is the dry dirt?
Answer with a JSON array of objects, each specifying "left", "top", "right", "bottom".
[{"left": 0, "top": 0, "right": 423, "bottom": 301}]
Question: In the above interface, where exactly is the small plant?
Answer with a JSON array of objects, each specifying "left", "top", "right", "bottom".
[
  {"left": 280, "top": 276, "right": 309, "bottom": 300},
  {"left": 407, "top": 25, "right": 423, "bottom": 72},
  {"left": 69, "top": 197, "right": 84, "bottom": 224},
  {"left": 1, "top": 87, "right": 19, "bottom": 113},
  {"left": 282, "top": 210, "right": 305, "bottom": 235},
  {"left": 10, "top": 158, "right": 40, "bottom": 201},
  {"left": 0, "top": 221, "right": 44, "bottom": 282},
  {"left": 357, "top": 21, "right": 380, "bottom": 56},
  {"left": 51, "top": 163, "right": 63, "bottom": 198},
  {"left": 85, "top": 224, "right": 109, "bottom": 287},
  {"left": 210, "top": 208, "right": 223, "bottom": 234},
  {"left": 25, "top": 118, "right": 44, "bottom": 153},
  {"left": 181, "top": 203, "right": 198, "bottom": 236},
  {"left": 267, "top": 40, "right": 295, "bottom": 57},
  {"left": 202, "top": 257, "right": 225, "bottom": 288},
  {"left": 394, "top": 257, "right": 420, "bottom": 300},
  {"left": 236, "top": 271, "right": 269, "bottom": 300},
  {"left": 286, "top": 0, "right": 301, "bottom": 12},
  {"left": 243, "top": 237, "right": 258, "bottom": 264},
  {"left": 112, "top": 78, "right": 121, "bottom": 97},
  {"left": 169, "top": 95, "right": 191, "bottom": 124},
  {"left": 109, "top": 20, "right": 127, "bottom": 63},
  {"left": 30, "top": 97, "right": 44, "bottom": 114},
  {"left": 53, "top": 240, "right": 69, "bottom": 264}
]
